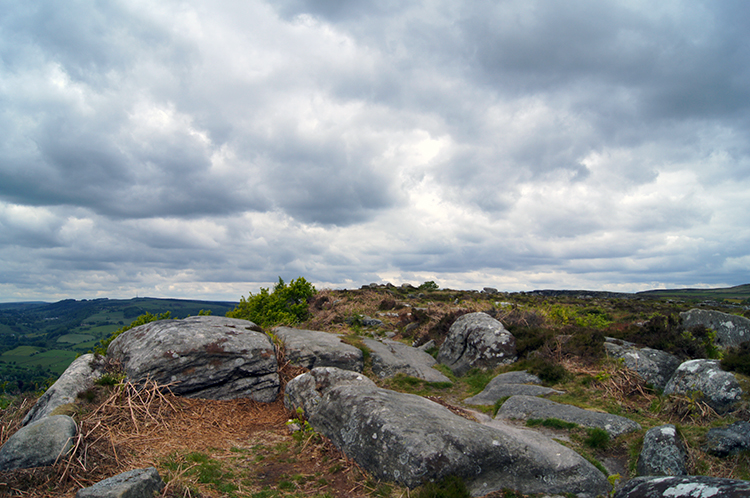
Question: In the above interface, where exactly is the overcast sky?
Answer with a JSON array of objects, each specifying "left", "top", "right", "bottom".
[{"left": 1, "top": 0, "right": 749, "bottom": 302}]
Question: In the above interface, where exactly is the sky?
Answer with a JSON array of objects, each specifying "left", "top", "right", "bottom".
[{"left": 1, "top": 0, "right": 750, "bottom": 302}]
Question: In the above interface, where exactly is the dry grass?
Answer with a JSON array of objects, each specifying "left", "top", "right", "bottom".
[{"left": 0, "top": 379, "right": 396, "bottom": 498}]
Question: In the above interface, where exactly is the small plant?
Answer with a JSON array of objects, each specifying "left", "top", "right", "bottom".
[
  {"left": 416, "top": 475, "right": 470, "bottom": 498},
  {"left": 95, "top": 372, "right": 126, "bottom": 386},
  {"left": 492, "top": 396, "right": 511, "bottom": 417},
  {"left": 584, "top": 427, "right": 610, "bottom": 449}
]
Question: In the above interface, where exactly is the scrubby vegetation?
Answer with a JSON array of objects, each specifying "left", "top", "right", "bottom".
[{"left": 227, "top": 277, "right": 317, "bottom": 328}]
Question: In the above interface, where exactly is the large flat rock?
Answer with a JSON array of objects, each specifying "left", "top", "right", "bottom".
[
  {"left": 108, "top": 316, "right": 279, "bottom": 401},
  {"left": 495, "top": 395, "right": 641, "bottom": 438},
  {"left": 285, "top": 367, "right": 609, "bottom": 497},
  {"left": 273, "top": 326, "right": 364, "bottom": 372},
  {"left": 614, "top": 476, "right": 750, "bottom": 498},
  {"left": 464, "top": 371, "right": 562, "bottom": 405},
  {"left": 363, "top": 338, "right": 452, "bottom": 383}
]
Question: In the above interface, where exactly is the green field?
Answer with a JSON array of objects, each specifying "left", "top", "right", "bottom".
[
  {"left": 1, "top": 348, "right": 78, "bottom": 375},
  {"left": 56, "top": 334, "right": 96, "bottom": 344}
]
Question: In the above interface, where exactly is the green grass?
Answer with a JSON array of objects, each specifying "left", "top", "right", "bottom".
[
  {"left": 0, "top": 349, "right": 77, "bottom": 374},
  {"left": 526, "top": 418, "right": 578, "bottom": 430},
  {"left": 56, "top": 333, "right": 95, "bottom": 344}
]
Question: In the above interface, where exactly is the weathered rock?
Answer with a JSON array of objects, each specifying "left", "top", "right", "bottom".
[
  {"left": 637, "top": 425, "right": 687, "bottom": 476},
  {"left": 363, "top": 338, "right": 452, "bottom": 383},
  {"left": 108, "top": 316, "right": 279, "bottom": 401},
  {"left": 437, "top": 312, "right": 516, "bottom": 376},
  {"left": 680, "top": 309, "right": 750, "bottom": 348},
  {"left": 495, "top": 395, "right": 641, "bottom": 438},
  {"left": 704, "top": 421, "right": 750, "bottom": 457},
  {"left": 613, "top": 475, "right": 750, "bottom": 498},
  {"left": 604, "top": 338, "right": 681, "bottom": 390},
  {"left": 464, "top": 371, "right": 562, "bottom": 406},
  {"left": 22, "top": 353, "right": 107, "bottom": 426},
  {"left": 272, "top": 326, "right": 364, "bottom": 372},
  {"left": 285, "top": 367, "right": 609, "bottom": 497},
  {"left": 0, "top": 415, "right": 77, "bottom": 470},
  {"left": 76, "top": 467, "right": 165, "bottom": 498},
  {"left": 663, "top": 359, "right": 742, "bottom": 414}
]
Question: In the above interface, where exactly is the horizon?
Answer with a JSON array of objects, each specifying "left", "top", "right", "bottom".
[
  {"left": 2, "top": 281, "right": 748, "bottom": 305},
  {"left": 2, "top": 2, "right": 749, "bottom": 303}
]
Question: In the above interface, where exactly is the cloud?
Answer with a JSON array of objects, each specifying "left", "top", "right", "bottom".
[{"left": 0, "top": 0, "right": 749, "bottom": 301}]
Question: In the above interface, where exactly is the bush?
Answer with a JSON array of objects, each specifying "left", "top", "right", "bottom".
[
  {"left": 721, "top": 342, "right": 750, "bottom": 376},
  {"left": 584, "top": 427, "right": 610, "bottom": 449},
  {"left": 226, "top": 277, "right": 316, "bottom": 328}
]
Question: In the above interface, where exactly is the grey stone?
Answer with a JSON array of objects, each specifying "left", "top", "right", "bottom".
[
  {"left": 108, "top": 316, "right": 279, "bottom": 402},
  {"left": 663, "top": 359, "right": 742, "bottom": 414},
  {"left": 613, "top": 476, "right": 750, "bottom": 498},
  {"left": 76, "top": 467, "right": 165, "bottom": 498},
  {"left": 23, "top": 353, "right": 107, "bottom": 426},
  {"left": 0, "top": 415, "right": 77, "bottom": 470},
  {"left": 272, "top": 326, "right": 363, "bottom": 372},
  {"left": 361, "top": 316, "right": 384, "bottom": 327},
  {"left": 704, "top": 421, "right": 750, "bottom": 457},
  {"left": 637, "top": 425, "right": 686, "bottom": 476},
  {"left": 363, "top": 338, "right": 452, "bottom": 383},
  {"left": 464, "top": 371, "right": 562, "bottom": 405},
  {"left": 285, "top": 368, "right": 609, "bottom": 497},
  {"left": 680, "top": 309, "right": 750, "bottom": 348},
  {"left": 495, "top": 395, "right": 641, "bottom": 438},
  {"left": 437, "top": 312, "right": 516, "bottom": 376},
  {"left": 604, "top": 338, "right": 681, "bottom": 390}
]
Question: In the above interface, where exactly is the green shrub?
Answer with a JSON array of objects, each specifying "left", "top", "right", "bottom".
[
  {"left": 721, "top": 342, "right": 750, "bottom": 375},
  {"left": 226, "top": 277, "right": 316, "bottom": 328},
  {"left": 93, "top": 311, "right": 171, "bottom": 355},
  {"left": 584, "top": 427, "right": 610, "bottom": 449},
  {"left": 416, "top": 475, "right": 470, "bottom": 498},
  {"left": 519, "top": 358, "right": 569, "bottom": 385}
]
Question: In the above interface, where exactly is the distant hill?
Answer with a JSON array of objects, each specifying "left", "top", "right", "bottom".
[
  {"left": 635, "top": 284, "right": 750, "bottom": 302},
  {"left": 0, "top": 297, "right": 237, "bottom": 393}
]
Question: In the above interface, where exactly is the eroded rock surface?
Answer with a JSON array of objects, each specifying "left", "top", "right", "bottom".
[
  {"left": 437, "top": 312, "right": 516, "bottom": 376},
  {"left": 704, "top": 421, "right": 750, "bottom": 457},
  {"left": 464, "top": 371, "right": 562, "bottom": 406},
  {"left": 680, "top": 309, "right": 750, "bottom": 348},
  {"left": 22, "top": 353, "right": 106, "bottom": 426},
  {"left": 614, "top": 475, "right": 750, "bottom": 498},
  {"left": 663, "top": 359, "right": 742, "bottom": 414},
  {"left": 637, "top": 424, "right": 686, "bottom": 476},
  {"left": 495, "top": 395, "right": 641, "bottom": 438},
  {"left": 273, "top": 326, "right": 364, "bottom": 372},
  {"left": 363, "top": 338, "right": 452, "bottom": 383},
  {"left": 0, "top": 415, "right": 77, "bottom": 471},
  {"left": 108, "top": 316, "right": 279, "bottom": 401},
  {"left": 76, "top": 467, "right": 165, "bottom": 498},
  {"left": 604, "top": 338, "right": 681, "bottom": 390},
  {"left": 285, "top": 367, "right": 609, "bottom": 497}
]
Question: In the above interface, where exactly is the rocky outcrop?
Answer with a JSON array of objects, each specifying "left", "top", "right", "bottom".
[
  {"left": 108, "top": 316, "right": 279, "bottom": 402},
  {"left": 285, "top": 367, "right": 609, "bottom": 497},
  {"left": 663, "top": 359, "right": 742, "bottom": 414},
  {"left": 363, "top": 338, "right": 452, "bottom": 383},
  {"left": 272, "top": 326, "right": 364, "bottom": 372},
  {"left": 604, "top": 338, "right": 681, "bottom": 390},
  {"left": 464, "top": 371, "right": 562, "bottom": 406},
  {"left": 495, "top": 395, "right": 641, "bottom": 438},
  {"left": 680, "top": 309, "right": 750, "bottom": 348},
  {"left": 437, "top": 312, "right": 516, "bottom": 376},
  {"left": 704, "top": 421, "right": 750, "bottom": 457},
  {"left": 76, "top": 467, "right": 165, "bottom": 498},
  {"left": 0, "top": 415, "right": 77, "bottom": 470},
  {"left": 22, "top": 353, "right": 106, "bottom": 427},
  {"left": 614, "top": 475, "right": 750, "bottom": 498},
  {"left": 637, "top": 425, "right": 686, "bottom": 476}
]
